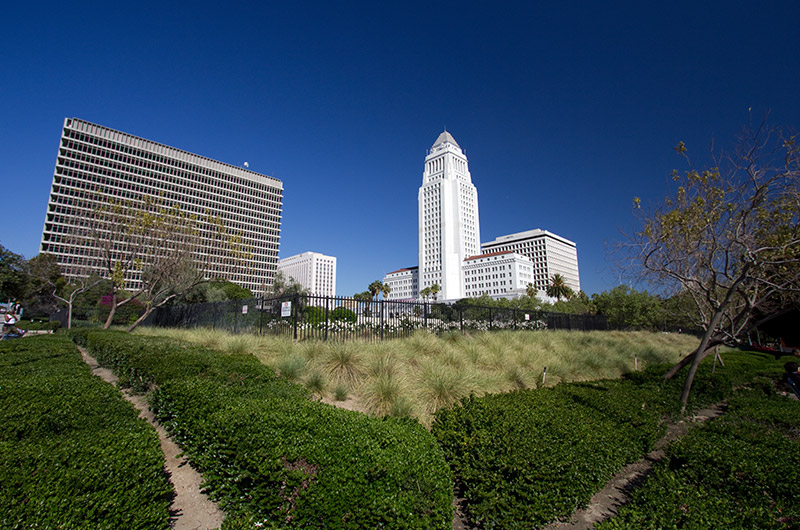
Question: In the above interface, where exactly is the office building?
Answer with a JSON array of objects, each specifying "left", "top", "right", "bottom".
[
  {"left": 418, "top": 131, "right": 480, "bottom": 301},
  {"left": 383, "top": 266, "right": 419, "bottom": 301},
  {"left": 277, "top": 251, "right": 337, "bottom": 297},
  {"left": 40, "top": 117, "right": 283, "bottom": 294},
  {"left": 463, "top": 251, "right": 534, "bottom": 298},
  {"left": 481, "top": 229, "right": 580, "bottom": 296}
]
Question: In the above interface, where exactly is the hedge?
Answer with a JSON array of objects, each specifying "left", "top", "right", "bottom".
[
  {"left": 72, "top": 329, "right": 454, "bottom": 529},
  {"left": 432, "top": 362, "right": 736, "bottom": 529},
  {"left": 597, "top": 389, "right": 800, "bottom": 529},
  {"left": 0, "top": 334, "right": 172, "bottom": 529}
]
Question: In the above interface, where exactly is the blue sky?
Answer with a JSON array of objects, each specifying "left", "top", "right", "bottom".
[{"left": 2, "top": 1, "right": 799, "bottom": 297}]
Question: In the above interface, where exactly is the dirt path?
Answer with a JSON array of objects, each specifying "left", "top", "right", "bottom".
[
  {"left": 78, "top": 346, "right": 225, "bottom": 530},
  {"left": 540, "top": 403, "right": 727, "bottom": 530}
]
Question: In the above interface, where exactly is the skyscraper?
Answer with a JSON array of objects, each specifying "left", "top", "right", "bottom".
[
  {"left": 418, "top": 132, "right": 480, "bottom": 300},
  {"left": 40, "top": 118, "right": 283, "bottom": 294},
  {"left": 277, "top": 251, "right": 337, "bottom": 297}
]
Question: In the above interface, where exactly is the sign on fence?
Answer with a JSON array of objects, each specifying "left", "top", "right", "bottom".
[
  {"left": 281, "top": 301, "right": 292, "bottom": 317},
  {"left": 242, "top": 305, "right": 248, "bottom": 314}
]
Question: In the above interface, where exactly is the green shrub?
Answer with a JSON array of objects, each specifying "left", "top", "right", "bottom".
[
  {"left": 304, "top": 305, "right": 325, "bottom": 325},
  {"left": 431, "top": 358, "right": 746, "bottom": 528},
  {"left": 598, "top": 391, "right": 800, "bottom": 529},
  {"left": 0, "top": 335, "right": 172, "bottom": 529},
  {"left": 78, "top": 331, "right": 454, "bottom": 529},
  {"left": 330, "top": 307, "right": 357, "bottom": 323}
]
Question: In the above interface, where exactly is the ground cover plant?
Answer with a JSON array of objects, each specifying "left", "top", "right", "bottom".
[
  {"left": 136, "top": 327, "right": 701, "bottom": 425},
  {"left": 0, "top": 334, "right": 172, "bottom": 529},
  {"left": 432, "top": 349, "right": 794, "bottom": 529},
  {"left": 596, "top": 384, "right": 800, "bottom": 529},
  {"left": 72, "top": 329, "right": 453, "bottom": 529}
]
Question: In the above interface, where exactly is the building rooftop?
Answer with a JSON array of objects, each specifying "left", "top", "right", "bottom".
[{"left": 432, "top": 131, "right": 460, "bottom": 149}]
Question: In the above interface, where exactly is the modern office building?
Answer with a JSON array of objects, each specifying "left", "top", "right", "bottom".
[
  {"left": 277, "top": 251, "right": 337, "bottom": 297},
  {"left": 462, "top": 251, "right": 534, "bottom": 298},
  {"left": 40, "top": 117, "right": 283, "bottom": 294},
  {"left": 418, "top": 131, "right": 480, "bottom": 301},
  {"left": 383, "top": 266, "right": 419, "bottom": 301},
  {"left": 481, "top": 229, "right": 580, "bottom": 296}
]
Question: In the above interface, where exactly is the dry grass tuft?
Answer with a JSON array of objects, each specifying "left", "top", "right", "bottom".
[{"left": 136, "top": 327, "right": 703, "bottom": 426}]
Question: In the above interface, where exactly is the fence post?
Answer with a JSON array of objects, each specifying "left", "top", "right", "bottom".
[
  {"left": 324, "top": 296, "right": 330, "bottom": 342},
  {"left": 259, "top": 296, "right": 264, "bottom": 335},
  {"left": 489, "top": 307, "right": 493, "bottom": 330},
  {"left": 513, "top": 309, "right": 517, "bottom": 330},
  {"left": 459, "top": 307, "right": 463, "bottom": 332},
  {"left": 380, "top": 298, "right": 384, "bottom": 341},
  {"left": 424, "top": 303, "right": 428, "bottom": 329},
  {"left": 292, "top": 294, "right": 299, "bottom": 341}
]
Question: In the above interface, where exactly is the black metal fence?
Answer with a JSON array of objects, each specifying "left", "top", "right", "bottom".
[{"left": 143, "top": 294, "right": 608, "bottom": 342}]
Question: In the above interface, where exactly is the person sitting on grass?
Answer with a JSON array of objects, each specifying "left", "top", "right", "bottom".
[
  {"left": 783, "top": 362, "right": 800, "bottom": 399},
  {"left": 2, "top": 309, "right": 25, "bottom": 338}
]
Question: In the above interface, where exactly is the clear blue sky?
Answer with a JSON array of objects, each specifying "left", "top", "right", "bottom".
[{"left": 2, "top": 1, "right": 799, "bottom": 297}]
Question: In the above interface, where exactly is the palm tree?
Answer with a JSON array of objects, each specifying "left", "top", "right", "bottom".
[
  {"left": 381, "top": 283, "right": 391, "bottom": 300},
  {"left": 368, "top": 280, "right": 383, "bottom": 301},
  {"left": 430, "top": 283, "right": 440, "bottom": 301},
  {"left": 546, "top": 274, "right": 573, "bottom": 301},
  {"left": 420, "top": 286, "right": 432, "bottom": 301},
  {"left": 526, "top": 282, "right": 537, "bottom": 300}
]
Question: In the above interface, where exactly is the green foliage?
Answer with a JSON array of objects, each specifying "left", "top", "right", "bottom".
[
  {"left": 598, "top": 391, "right": 800, "bottom": 529},
  {"left": 77, "top": 331, "right": 454, "bottom": 529},
  {"left": 0, "top": 244, "right": 28, "bottom": 301},
  {"left": 330, "top": 306, "right": 357, "bottom": 323},
  {"left": 303, "top": 305, "right": 325, "bottom": 325},
  {"left": 431, "top": 356, "right": 747, "bottom": 528},
  {"left": 181, "top": 279, "right": 254, "bottom": 304},
  {"left": 593, "top": 285, "right": 666, "bottom": 330},
  {"left": 0, "top": 335, "right": 172, "bottom": 528}
]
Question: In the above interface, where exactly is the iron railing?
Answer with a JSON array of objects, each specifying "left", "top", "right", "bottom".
[{"left": 143, "top": 294, "right": 608, "bottom": 342}]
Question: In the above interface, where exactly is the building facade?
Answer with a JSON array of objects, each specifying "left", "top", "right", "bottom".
[
  {"left": 277, "top": 251, "right": 337, "bottom": 297},
  {"left": 481, "top": 229, "right": 580, "bottom": 296},
  {"left": 383, "top": 266, "right": 419, "bottom": 301},
  {"left": 40, "top": 117, "right": 283, "bottom": 294},
  {"left": 463, "top": 251, "right": 534, "bottom": 298},
  {"left": 418, "top": 131, "right": 480, "bottom": 301}
]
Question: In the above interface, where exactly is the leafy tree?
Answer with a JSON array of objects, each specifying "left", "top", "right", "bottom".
[
  {"left": 592, "top": 285, "right": 663, "bottom": 329},
  {"left": 181, "top": 279, "right": 254, "bottom": 304},
  {"left": 382, "top": 282, "right": 391, "bottom": 300},
  {"left": 79, "top": 192, "right": 252, "bottom": 331},
  {"left": 546, "top": 274, "right": 573, "bottom": 301},
  {"left": 269, "top": 271, "right": 308, "bottom": 298},
  {"left": 0, "top": 244, "right": 28, "bottom": 302},
  {"left": 26, "top": 253, "right": 104, "bottom": 327},
  {"left": 330, "top": 307, "right": 357, "bottom": 323},
  {"left": 551, "top": 290, "right": 597, "bottom": 315},
  {"left": 627, "top": 121, "right": 800, "bottom": 412}
]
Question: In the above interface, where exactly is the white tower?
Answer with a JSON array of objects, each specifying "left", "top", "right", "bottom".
[{"left": 418, "top": 131, "right": 480, "bottom": 300}]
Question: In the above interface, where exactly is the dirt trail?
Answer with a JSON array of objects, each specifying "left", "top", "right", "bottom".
[
  {"left": 540, "top": 403, "right": 727, "bottom": 530},
  {"left": 78, "top": 346, "right": 225, "bottom": 530}
]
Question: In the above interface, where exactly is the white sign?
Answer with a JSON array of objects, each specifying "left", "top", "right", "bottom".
[
  {"left": 281, "top": 301, "right": 292, "bottom": 317},
  {"left": 525, "top": 314, "right": 531, "bottom": 321},
  {"left": 242, "top": 305, "right": 248, "bottom": 314}
]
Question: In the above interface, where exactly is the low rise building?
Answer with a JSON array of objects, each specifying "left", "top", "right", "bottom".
[
  {"left": 383, "top": 266, "right": 419, "bottom": 301},
  {"left": 481, "top": 229, "right": 580, "bottom": 296},
  {"left": 463, "top": 251, "right": 534, "bottom": 298}
]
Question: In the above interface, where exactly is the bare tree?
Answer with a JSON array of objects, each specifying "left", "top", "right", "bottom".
[{"left": 627, "top": 119, "right": 800, "bottom": 412}]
